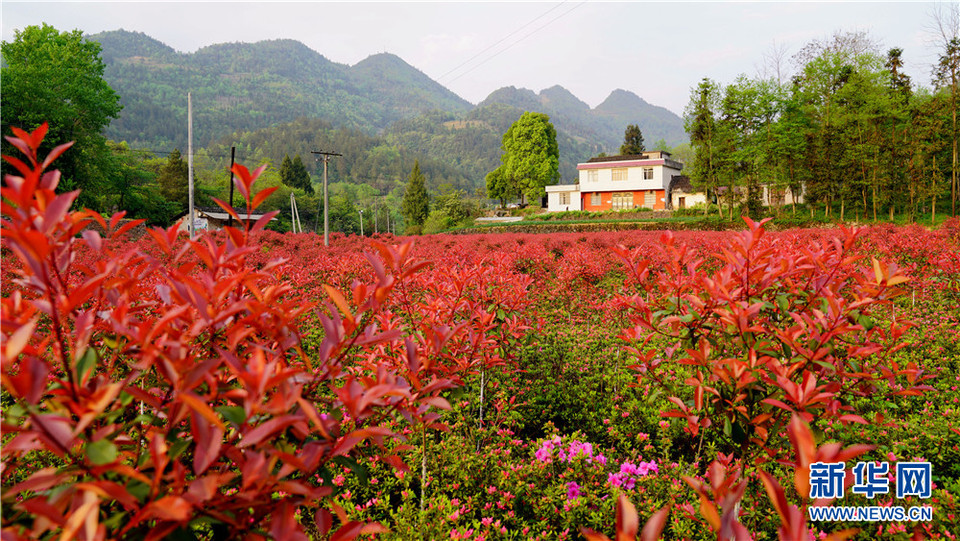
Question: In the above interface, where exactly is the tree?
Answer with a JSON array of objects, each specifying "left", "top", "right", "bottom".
[
  {"left": 402, "top": 160, "right": 430, "bottom": 228},
  {"left": 158, "top": 148, "right": 189, "bottom": 213},
  {"left": 280, "top": 153, "right": 313, "bottom": 194},
  {"left": 620, "top": 124, "right": 646, "bottom": 154},
  {"left": 490, "top": 112, "right": 559, "bottom": 205},
  {"left": 685, "top": 78, "right": 723, "bottom": 215},
  {"left": 290, "top": 154, "right": 313, "bottom": 194},
  {"left": 279, "top": 154, "right": 294, "bottom": 189},
  {"left": 934, "top": 37, "right": 959, "bottom": 215},
  {"left": 485, "top": 167, "right": 513, "bottom": 208},
  {"left": 1, "top": 23, "right": 122, "bottom": 210}
]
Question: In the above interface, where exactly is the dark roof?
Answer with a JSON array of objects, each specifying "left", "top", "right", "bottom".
[
  {"left": 197, "top": 205, "right": 254, "bottom": 214},
  {"left": 195, "top": 206, "right": 274, "bottom": 221},
  {"left": 586, "top": 150, "right": 672, "bottom": 163},
  {"left": 669, "top": 175, "right": 700, "bottom": 193}
]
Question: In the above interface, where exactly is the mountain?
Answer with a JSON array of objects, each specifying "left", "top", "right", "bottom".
[
  {"left": 594, "top": 89, "right": 687, "bottom": 146},
  {"left": 478, "top": 86, "right": 686, "bottom": 152},
  {"left": 91, "top": 30, "right": 472, "bottom": 150},
  {"left": 349, "top": 53, "right": 471, "bottom": 117},
  {"left": 88, "top": 30, "right": 688, "bottom": 188}
]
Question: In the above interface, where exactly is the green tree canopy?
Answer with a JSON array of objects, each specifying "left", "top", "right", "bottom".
[
  {"left": 279, "top": 153, "right": 313, "bottom": 194},
  {"left": 401, "top": 160, "right": 429, "bottom": 227},
  {"left": 620, "top": 124, "right": 646, "bottom": 155},
  {"left": 489, "top": 112, "right": 559, "bottom": 204},
  {"left": 485, "top": 166, "right": 513, "bottom": 208},
  {"left": 158, "top": 148, "right": 189, "bottom": 214},
  {"left": 1, "top": 23, "right": 122, "bottom": 209}
]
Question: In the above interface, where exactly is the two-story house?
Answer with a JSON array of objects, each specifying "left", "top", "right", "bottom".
[{"left": 545, "top": 151, "right": 684, "bottom": 212}]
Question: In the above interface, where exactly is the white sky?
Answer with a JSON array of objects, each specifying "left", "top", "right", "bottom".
[{"left": 1, "top": 1, "right": 950, "bottom": 116}]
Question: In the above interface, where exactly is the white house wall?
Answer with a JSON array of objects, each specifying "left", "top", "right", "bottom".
[
  {"left": 578, "top": 162, "right": 682, "bottom": 193},
  {"left": 546, "top": 186, "right": 582, "bottom": 211}
]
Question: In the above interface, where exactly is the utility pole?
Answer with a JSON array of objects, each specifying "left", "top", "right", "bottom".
[
  {"left": 311, "top": 150, "right": 342, "bottom": 246},
  {"left": 227, "top": 146, "right": 236, "bottom": 227},
  {"left": 188, "top": 92, "right": 195, "bottom": 239},
  {"left": 290, "top": 192, "right": 302, "bottom": 233},
  {"left": 358, "top": 209, "right": 364, "bottom": 236}
]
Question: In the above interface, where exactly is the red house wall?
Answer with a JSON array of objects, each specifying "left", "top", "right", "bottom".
[{"left": 581, "top": 190, "right": 665, "bottom": 211}]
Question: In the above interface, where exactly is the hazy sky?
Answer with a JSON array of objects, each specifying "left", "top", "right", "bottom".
[{"left": 1, "top": 1, "right": 950, "bottom": 116}]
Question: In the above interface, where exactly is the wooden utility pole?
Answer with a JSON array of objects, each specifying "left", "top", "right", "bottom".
[
  {"left": 188, "top": 92, "right": 195, "bottom": 239},
  {"left": 290, "top": 192, "right": 303, "bottom": 233},
  {"left": 228, "top": 146, "right": 236, "bottom": 227},
  {"left": 311, "top": 150, "right": 342, "bottom": 246}
]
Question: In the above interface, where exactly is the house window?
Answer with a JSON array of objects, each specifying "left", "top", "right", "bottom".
[
  {"left": 612, "top": 168, "right": 628, "bottom": 182},
  {"left": 643, "top": 167, "right": 654, "bottom": 180},
  {"left": 612, "top": 192, "right": 633, "bottom": 210},
  {"left": 559, "top": 192, "right": 570, "bottom": 205},
  {"left": 644, "top": 191, "right": 656, "bottom": 208},
  {"left": 587, "top": 170, "right": 598, "bottom": 182},
  {"left": 678, "top": 197, "right": 686, "bottom": 209},
  {"left": 590, "top": 192, "right": 601, "bottom": 206}
]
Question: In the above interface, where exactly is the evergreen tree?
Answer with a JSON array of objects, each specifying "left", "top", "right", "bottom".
[
  {"left": 279, "top": 154, "right": 294, "bottom": 189},
  {"left": 157, "top": 148, "right": 189, "bottom": 213},
  {"left": 620, "top": 124, "right": 646, "bottom": 155},
  {"left": 290, "top": 154, "right": 313, "bottom": 194},
  {"left": 402, "top": 160, "right": 430, "bottom": 227}
]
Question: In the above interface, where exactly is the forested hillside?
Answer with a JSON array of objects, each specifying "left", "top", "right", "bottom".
[
  {"left": 206, "top": 117, "right": 479, "bottom": 195},
  {"left": 89, "top": 30, "right": 685, "bottom": 186},
  {"left": 93, "top": 30, "right": 473, "bottom": 150}
]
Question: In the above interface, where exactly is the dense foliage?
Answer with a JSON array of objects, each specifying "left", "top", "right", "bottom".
[
  {"left": 0, "top": 24, "right": 122, "bottom": 209},
  {"left": 684, "top": 31, "right": 959, "bottom": 222},
  {"left": 486, "top": 112, "right": 560, "bottom": 205},
  {"left": 4, "top": 122, "right": 960, "bottom": 539}
]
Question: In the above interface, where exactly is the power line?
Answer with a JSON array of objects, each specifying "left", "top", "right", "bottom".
[
  {"left": 437, "top": 2, "right": 568, "bottom": 82},
  {"left": 446, "top": 1, "right": 586, "bottom": 85}
]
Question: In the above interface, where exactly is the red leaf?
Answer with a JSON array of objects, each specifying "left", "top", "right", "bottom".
[
  {"left": 142, "top": 496, "right": 192, "bottom": 522},
  {"left": 615, "top": 493, "right": 639, "bottom": 541},
  {"left": 640, "top": 506, "right": 669, "bottom": 541}
]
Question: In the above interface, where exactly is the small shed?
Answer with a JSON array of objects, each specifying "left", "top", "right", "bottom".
[
  {"left": 177, "top": 206, "right": 277, "bottom": 232},
  {"left": 545, "top": 184, "right": 582, "bottom": 212},
  {"left": 667, "top": 175, "right": 707, "bottom": 210}
]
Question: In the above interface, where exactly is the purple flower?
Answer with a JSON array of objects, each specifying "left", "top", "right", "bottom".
[{"left": 566, "top": 482, "right": 582, "bottom": 500}]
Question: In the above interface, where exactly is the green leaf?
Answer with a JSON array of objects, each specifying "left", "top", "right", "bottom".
[
  {"left": 126, "top": 481, "right": 150, "bottom": 503},
  {"left": 87, "top": 439, "right": 118, "bottom": 465},
  {"left": 169, "top": 439, "right": 190, "bottom": 460},
  {"left": 217, "top": 405, "right": 247, "bottom": 427},
  {"left": 102, "top": 511, "right": 128, "bottom": 531},
  {"left": 75, "top": 347, "right": 97, "bottom": 382}
]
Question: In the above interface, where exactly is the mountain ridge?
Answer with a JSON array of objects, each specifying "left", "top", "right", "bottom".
[{"left": 89, "top": 30, "right": 686, "bottom": 184}]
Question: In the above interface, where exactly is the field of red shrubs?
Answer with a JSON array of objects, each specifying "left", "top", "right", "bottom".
[{"left": 3, "top": 125, "right": 960, "bottom": 540}]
